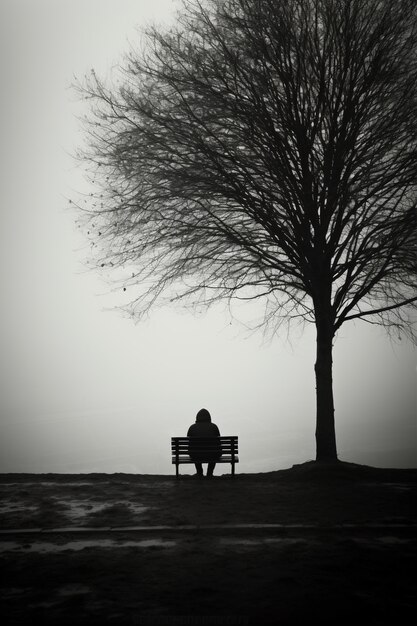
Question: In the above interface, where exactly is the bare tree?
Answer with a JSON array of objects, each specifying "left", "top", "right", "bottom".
[{"left": 74, "top": 0, "right": 417, "bottom": 462}]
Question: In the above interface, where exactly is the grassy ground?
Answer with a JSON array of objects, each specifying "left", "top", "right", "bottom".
[{"left": 0, "top": 461, "right": 416, "bottom": 625}]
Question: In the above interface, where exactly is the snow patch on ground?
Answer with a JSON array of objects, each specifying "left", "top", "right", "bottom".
[{"left": 0, "top": 539, "right": 177, "bottom": 553}]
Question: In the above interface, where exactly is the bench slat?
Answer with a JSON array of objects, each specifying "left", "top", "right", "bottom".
[
  {"left": 172, "top": 437, "right": 237, "bottom": 441},
  {"left": 171, "top": 438, "right": 238, "bottom": 447},
  {"left": 171, "top": 444, "right": 237, "bottom": 453},
  {"left": 171, "top": 439, "right": 238, "bottom": 443},
  {"left": 172, "top": 456, "right": 239, "bottom": 465}
]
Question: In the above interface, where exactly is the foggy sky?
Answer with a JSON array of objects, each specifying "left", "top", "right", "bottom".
[{"left": 0, "top": 0, "right": 415, "bottom": 475}]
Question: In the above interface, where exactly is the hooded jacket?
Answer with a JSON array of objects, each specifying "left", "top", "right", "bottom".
[{"left": 187, "top": 409, "right": 221, "bottom": 461}]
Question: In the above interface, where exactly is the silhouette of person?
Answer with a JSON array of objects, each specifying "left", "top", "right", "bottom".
[{"left": 187, "top": 408, "right": 221, "bottom": 477}]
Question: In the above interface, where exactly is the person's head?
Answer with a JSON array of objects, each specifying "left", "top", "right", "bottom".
[{"left": 196, "top": 408, "right": 211, "bottom": 423}]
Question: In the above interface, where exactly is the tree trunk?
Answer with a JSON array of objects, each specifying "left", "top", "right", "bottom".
[{"left": 314, "top": 318, "right": 338, "bottom": 462}]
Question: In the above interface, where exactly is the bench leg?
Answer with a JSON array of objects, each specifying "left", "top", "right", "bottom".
[
  {"left": 231, "top": 462, "right": 235, "bottom": 476},
  {"left": 176, "top": 463, "right": 179, "bottom": 478}
]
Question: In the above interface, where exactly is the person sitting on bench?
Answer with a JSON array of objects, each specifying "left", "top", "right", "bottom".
[{"left": 187, "top": 408, "right": 221, "bottom": 478}]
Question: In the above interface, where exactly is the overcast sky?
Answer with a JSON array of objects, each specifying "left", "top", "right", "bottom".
[{"left": 0, "top": 0, "right": 415, "bottom": 475}]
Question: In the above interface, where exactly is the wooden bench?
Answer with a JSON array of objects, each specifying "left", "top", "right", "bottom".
[{"left": 171, "top": 436, "right": 239, "bottom": 477}]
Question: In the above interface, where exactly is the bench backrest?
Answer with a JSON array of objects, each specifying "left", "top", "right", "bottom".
[{"left": 171, "top": 436, "right": 238, "bottom": 458}]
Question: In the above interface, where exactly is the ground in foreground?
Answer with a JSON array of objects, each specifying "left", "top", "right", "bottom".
[{"left": 0, "top": 462, "right": 416, "bottom": 625}]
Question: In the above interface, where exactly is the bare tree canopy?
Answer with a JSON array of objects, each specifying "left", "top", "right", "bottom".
[{"left": 75, "top": 0, "right": 417, "bottom": 462}]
